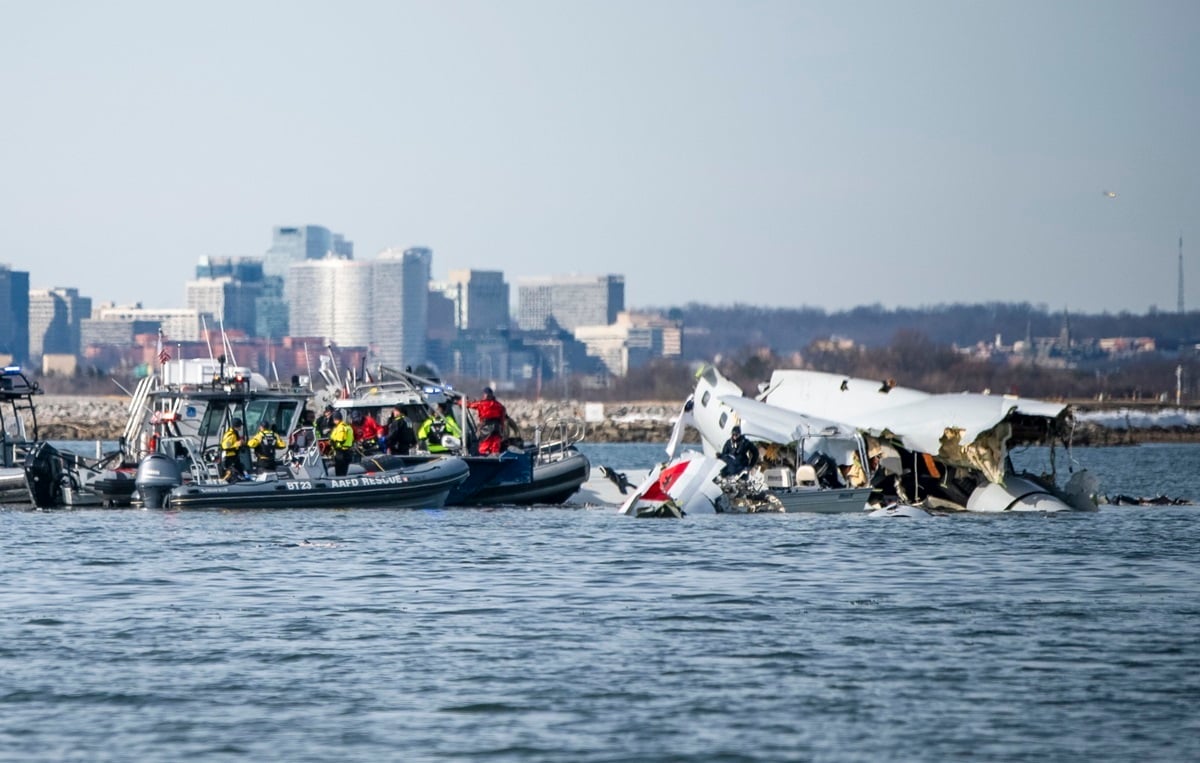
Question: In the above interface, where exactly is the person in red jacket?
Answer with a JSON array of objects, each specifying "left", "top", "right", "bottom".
[
  {"left": 467, "top": 387, "right": 508, "bottom": 455},
  {"left": 352, "top": 409, "right": 385, "bottom": 454}
]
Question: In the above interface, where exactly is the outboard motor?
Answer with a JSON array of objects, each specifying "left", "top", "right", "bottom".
[
  {"left": 135, "top": 452, "right": 183, "bottom": 509},
  {"left": 23, "top": 441, "right": 65, "bottom": 508}
]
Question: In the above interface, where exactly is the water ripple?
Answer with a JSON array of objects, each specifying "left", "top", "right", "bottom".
[{"left": 0, "top": 445, "right": 1198, "bottom": 761}]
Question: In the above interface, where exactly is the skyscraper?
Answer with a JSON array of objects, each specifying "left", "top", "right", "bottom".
[
  {"left": 29, "top": 287, "right": 92, "bottom": 359},
  {"left": 260, "top": 225, "right": 353, "bottom": 339},
  {"left": 373, "top": 247, "right": 431, "bottom": 369},
  {"left": 434, "top": 269, "right": 510, "bottom": 331},
  {"left": 286, "top": 248, "right": 432, "bottom": 369},
  {"left": 187, "top": 256, "right": 263, "bottom": 336},
  {"left": 515, "top": 274, "right": 624, "bottom": 331},
  {"left": 0, "top": 265, "right": 31, "bottom": 365},
  {"left": 262, "top": 225, "right": 353, "bottom": 279},
  {"left": 287, "top": 257, "right": 374, "bottom": 347}
]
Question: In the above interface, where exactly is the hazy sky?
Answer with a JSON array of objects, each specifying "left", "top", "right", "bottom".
[{"left": 2, "top": 1, "right": 1197, "bottom": 313}]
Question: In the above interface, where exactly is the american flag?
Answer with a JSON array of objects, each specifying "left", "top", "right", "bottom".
[{"left": 157, "top": 329, "right": 171, "bottom": 365}]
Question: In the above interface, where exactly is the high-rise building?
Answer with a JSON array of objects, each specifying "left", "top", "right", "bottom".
[
  {"left": 262, "top": 225, "right": 353, "bottom": 279},
  {"left": 261, "top": 226, "right": 352, "bottom": 339},
  {"left": 573, "top": 311, "right": 682, "bottom": 377},
  {"left": 287, "top": 247, "right": 432, "bottom": 369},
  {"left": 287, "top": 257, "right": 374, "bottom": 347},
  {"left": 434, "top": 269, "right": 509, "bottom": 332},
  {"left": 92, "top": 305, "right": 202, "bottom": 342},
  {"left": 373, "top": 247, "right": 431, "bottom": 369},
  {"left": 195, "top": 256, "right": 264, "bottom": 282},
  {"left": 29, "top": 287, "right": 92, "bottom": 359},
  {"left": 0, "top": 265, "right": 30, "bottom": 365},
  {"left": 186, "top": 276, "right": 259, "bottom": 336},
  {"left": 515, "top": 274, "right": 624, "bottom": 331}
]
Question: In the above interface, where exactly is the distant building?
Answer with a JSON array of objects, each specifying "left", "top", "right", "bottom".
[
  {"left": 90, "top": 304, "right": 203, "bottom": 342},
  {"left": 260, "top": 226, "right": 353, "bottom": 338},
  {"left": 573, "top": 311, "right": 681, "bottom": 377},
  {"left": 433, "top": 269, "right": 510, "bottom": 332},
  {"left": 186, "top": 275, "right": 259, "bottom": 336},
  {"left": 195, "top": 256, "right": 264, "bottom": 282},
  {"left": 286, "top": 247, "right": 432, "bottom": 370},
  {"left": 373, "top": 247, "right": 431, "bottom": 370},
  {"left": 427, "top": 290, "right": 456, "bottom": 343},
  {"left": 515, "top": 274, "right": 624, "bottom": 331},
  {"left": 0, "top": 265, "right": 30, "bottom": 365},
  {"left": 287, "top": 257, "right": 375, "bottom": 348},
  {"left": 29, "top": 287, "right": 92, "bottom": 360},
  {"left": 262, "top": 225, "right": 353, "bottom": 279},
  {"left": 81, "top": 308, "right": 159, "bottom": 349}
]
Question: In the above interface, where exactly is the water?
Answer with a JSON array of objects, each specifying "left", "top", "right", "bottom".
[{"left": 2, "top": 443, "right": 1199, "bottom": 762}]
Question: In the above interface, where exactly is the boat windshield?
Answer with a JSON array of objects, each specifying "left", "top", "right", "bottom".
[{"left": 197, "top": 400, "right": 301, "bottom": 440}]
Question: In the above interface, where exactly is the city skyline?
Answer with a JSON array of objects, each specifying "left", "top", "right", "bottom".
[{"left": 2, "top": 2, "right": 1198, "bottom": 314}]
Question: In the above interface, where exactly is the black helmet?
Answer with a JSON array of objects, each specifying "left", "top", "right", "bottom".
[
  {"left": 232, "top": 417, "right": 243, "bottom": 427},
  {"left": 731, "top": 425, "right": 742, "bottom": 436},
  {"left": 482, "top": 387, "right": 494, "bottom": 397}
]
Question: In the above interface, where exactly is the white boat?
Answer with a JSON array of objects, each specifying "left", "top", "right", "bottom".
[
  {"left": 1, "top": 366, "right": 42, "bottom": 503},
  {"left": 25, "top": 357, "right": 313, "bottom": 508}
]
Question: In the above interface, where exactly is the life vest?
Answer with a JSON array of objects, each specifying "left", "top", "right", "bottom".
[{"left": 255, "top": 430, "right": 280, "bottom": 459}]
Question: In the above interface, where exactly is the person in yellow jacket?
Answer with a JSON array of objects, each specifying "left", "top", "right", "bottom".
[
  {"left": 248, "top": 419, "right": 287, "bottom": 474},
  {"left": 220, "top": 417, "right": 247, "bottom": 482},
  {"left": 329, "top": 411, "right": 355, "bottom": 476},
  {"left": 417, "top": 406, "right": 462, "bottom": 453}
]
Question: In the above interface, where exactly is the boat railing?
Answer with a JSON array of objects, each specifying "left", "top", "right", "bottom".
[
  {"left": 531, "top": 417, "right": 587, "bottom": 464},
  {"left": 289, "top": 443, "right": 329, "bottom": 480},
  {"left": 155, "top": 435, "right": 222, "bottom": 484}
]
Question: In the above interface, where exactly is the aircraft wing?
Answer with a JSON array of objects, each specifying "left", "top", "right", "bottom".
[
  {"left": 764, "top": 369, "right": 1069, "bottom": 453},
  {"left": 717, "top": 395, "right": 860, "bottom": 444}
]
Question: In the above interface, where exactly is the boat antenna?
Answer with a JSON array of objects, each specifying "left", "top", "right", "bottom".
[
  {"left": 325, "top": 342, "right": 346, "bottom": 396},
  {"left": 219, "top": 319, "right": 238, "bottom": 368},
  {"left": 201, "top": 314, "right": 215, "bottom": 361},
  {"left": 303, "top": 342, "right": 313, "bottom": 391}
]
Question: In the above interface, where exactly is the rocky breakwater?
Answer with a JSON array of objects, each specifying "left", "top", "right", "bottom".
[
  {"left": 28, "top": 395, "right": 687, "bottom": 445},
  {"left": 35, "top": 395, "right": 132, "bottom": 441},
  {"left": 504, "top": 400, "right": 690, "bottom": 444}
]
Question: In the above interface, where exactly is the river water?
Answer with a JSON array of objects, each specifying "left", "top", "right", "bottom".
[{"left": 1, "top": 443, "right": 1198, "bottom": 762}]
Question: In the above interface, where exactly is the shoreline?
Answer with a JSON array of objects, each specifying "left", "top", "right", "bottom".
[{"left": 27, "top": 395, "right": 1200, "bottom": 445}]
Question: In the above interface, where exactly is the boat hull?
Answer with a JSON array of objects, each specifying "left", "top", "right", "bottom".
[
  {"left": 0, "top": 468, "right": 27, "bottom": 503},
  {"left": 371, "top": 447, "right": 591, "bottom": 506},
  {"left": 763, "top": 485, "right": 874, "bottom": 514},
  {"left": 162, "top": 457, "right": 470, "bottom": 510},
  {"left": 458, "top": 451, "right": 590, "bottom": 505}
]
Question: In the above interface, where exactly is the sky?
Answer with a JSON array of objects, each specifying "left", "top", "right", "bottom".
[{"left": 1, "top": 0, "right": 1197, "bottom": 314}]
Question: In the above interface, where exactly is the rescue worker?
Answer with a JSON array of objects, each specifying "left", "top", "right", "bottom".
[
  {"left": 248, "top": 419, "right": 287, "bottom": 474},
  {"left": 467, "top": 387, "right": 508, "bottom": 455},
  {"left": 354, "top": 409, "right": 384, "bottom": 454},
  {"left": 314, "top": 404, "right": 336, "bottom": 443},
  {"left": 384, "top": 405, "right": 417, "bottom": 455},
  {"left": 291, "top": 408, "right": 317, "bottom": 453},
  {"left": 718, "top": 425, "right": 759, "bottom": 477},
  {"left": 220, "top": 417, "right": 247, "bottom": 482},
  {"left": 329, "top": 411, "right": 355, "bottom": 476},
  {"left": 417, "top": 406, "right": 462, "bottom": 454}
]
